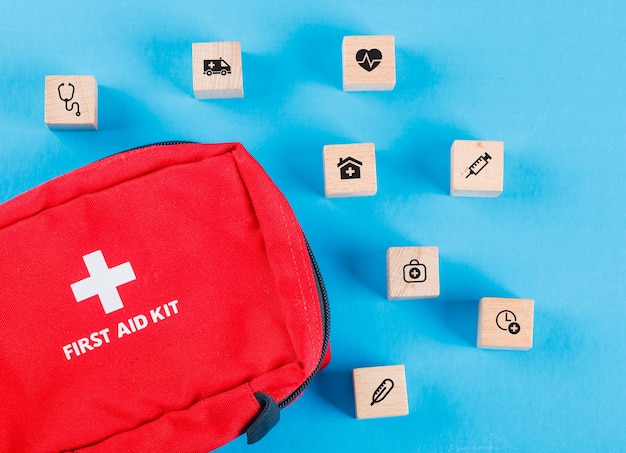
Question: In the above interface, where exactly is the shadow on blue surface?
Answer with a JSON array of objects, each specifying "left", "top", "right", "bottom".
[
  {"left": 311, "top": 369, "right": 354, "bottom": 418},
  {"left": 437, "top": 259, "right": 516, "bottom": 347}
]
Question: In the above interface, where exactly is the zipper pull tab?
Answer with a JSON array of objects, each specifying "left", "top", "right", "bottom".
[{"left": 246, "top": 392, "right": 280, "bottom": 444}]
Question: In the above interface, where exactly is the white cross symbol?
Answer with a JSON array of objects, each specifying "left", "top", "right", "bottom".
[
  {"left": 70, "top": 250, "right": 136, "bottom": 314},
  {"left": 345, "top": 166, "right": 355, "bottom": 177},
  {"left": 208, "top": 61, "right": 216, "bottom": 69}
]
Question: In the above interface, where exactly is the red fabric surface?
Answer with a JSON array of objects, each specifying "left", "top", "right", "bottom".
[{"left": 0, "top": 143, "right": 327, "bottom": 452}]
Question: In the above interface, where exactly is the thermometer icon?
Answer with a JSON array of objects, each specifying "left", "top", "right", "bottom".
[
  {"left": 466, "top": 152, "right": 492, "bottom": 178},
  {"left": 371, "top": 378, "right": 394, "bottom": 405}
]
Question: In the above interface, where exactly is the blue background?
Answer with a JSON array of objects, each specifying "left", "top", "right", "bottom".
[{"left": 1, "top": 1, "right": 625, "bottom": 451}]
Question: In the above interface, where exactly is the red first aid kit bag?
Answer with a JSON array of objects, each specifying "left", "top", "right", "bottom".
[{"left": 0, "top": 142, "right": 330, "bottom": 453}]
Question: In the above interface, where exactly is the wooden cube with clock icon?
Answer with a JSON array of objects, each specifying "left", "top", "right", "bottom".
[{"left": 477, "top": 297, "right": 534, "bottom": 350}]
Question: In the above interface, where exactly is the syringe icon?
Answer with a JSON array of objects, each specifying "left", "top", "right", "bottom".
[{"left": 466, "top": 152, "right": 492, "bottom": 178}]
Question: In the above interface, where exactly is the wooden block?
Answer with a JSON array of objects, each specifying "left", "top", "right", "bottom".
[
  {"left": 44, "top": 76, "right": 98, "bottom": 130},
  {"left": 353, "top": 365, "right": 409, "bottom": 419},
  {"left": 192, "top": 42, "right": 243, "bottom": 99},
  {"left": 323, "top": 143, "right": 377, "bottom": 198},
  {"left": 342, "top": 35, "right": 396, "bottom": 92},
  {"left": 387, "top": 246, "right": 440, "bottom": 300},
  {"left": 477, "top": 297, "right": 534, "bottom": 350},
  {"left": 450, "top": 140, "right": 504, "bottom": 197}
]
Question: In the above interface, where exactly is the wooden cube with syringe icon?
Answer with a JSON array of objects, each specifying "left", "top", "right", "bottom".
[{"left": 450, "top": 140, "right": 504, "bottom": 197}]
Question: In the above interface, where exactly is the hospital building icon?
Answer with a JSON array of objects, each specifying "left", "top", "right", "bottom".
[{"left": 338, "top": 157, "right": 362, "bottom": 179}]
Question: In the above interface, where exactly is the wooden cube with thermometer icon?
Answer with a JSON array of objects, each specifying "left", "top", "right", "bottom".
[
  {"left": 353, "top": 364, "right": 409, "bottom": 419},
  {"left": 450, "top": 140, "right": 504, "bottom": 197}
]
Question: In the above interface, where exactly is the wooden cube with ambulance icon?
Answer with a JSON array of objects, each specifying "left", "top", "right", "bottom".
[{"left": 192, "top": 41, "right": 243, "bottom": 99}]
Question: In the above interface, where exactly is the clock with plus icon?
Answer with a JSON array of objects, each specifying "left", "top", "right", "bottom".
[{"left": 496, "top": 310, "right": 521, "bottom": 335}]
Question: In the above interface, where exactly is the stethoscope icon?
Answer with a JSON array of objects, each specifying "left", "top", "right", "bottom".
[{"left": 57, "top": 83, "right": 81, "bottom": 117}]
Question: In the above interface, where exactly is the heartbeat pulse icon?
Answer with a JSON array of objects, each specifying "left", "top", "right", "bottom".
[{"left": 356, "top": 48, "right": 383, "bottom": 72}]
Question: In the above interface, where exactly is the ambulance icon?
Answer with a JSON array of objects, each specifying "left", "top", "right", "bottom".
[{"left": 204, "top": 58, "right": 231, "bottom": 76}]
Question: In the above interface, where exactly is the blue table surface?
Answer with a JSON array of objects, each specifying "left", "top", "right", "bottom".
[{"left": 1, "top": 1, "right": 625, "bottom": 451}]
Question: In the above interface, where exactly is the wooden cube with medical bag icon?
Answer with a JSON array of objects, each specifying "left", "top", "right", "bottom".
[
  {"left": 386, "top": 246, "right": 440, "bottom": 300},
  {"left": 45, "top": 75, "right": 98, "bottom": 130}
]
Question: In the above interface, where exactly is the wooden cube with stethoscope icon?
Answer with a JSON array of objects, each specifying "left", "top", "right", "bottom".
[
  {"left": 45, "top": 75, "right": 98, "bottom": 130},
  {"left": 386, "top": 246, "right": 440, "bottom": 300}
]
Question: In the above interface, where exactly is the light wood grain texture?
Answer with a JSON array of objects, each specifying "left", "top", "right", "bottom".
[
  {"left": 450, "top": 140, "right": 504, "bottom": 197},
  {"left": 323, "top": 143, "right": 377, "bottom": 198},
  {"left": 477, "top": 297, "right": 534, "bottom": 350},
  {"left": 342, "top": 35, "right": 396, "bottom": 92},
  {"left": 192, "top": 42, "right": 243, "bottom": 99},
  {"left": 353, "top": 365, "right": 409, "bottom": 419},
  {"left": 387, "top": 246, "right": 440, "bottom": 300},
  {"left": 45, "top": 76, "right": 97, "bottom": 130}
]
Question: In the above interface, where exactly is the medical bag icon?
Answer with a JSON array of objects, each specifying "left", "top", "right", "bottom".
[{"left": 403, "top": 259, "right": 426, "bottom": 283}]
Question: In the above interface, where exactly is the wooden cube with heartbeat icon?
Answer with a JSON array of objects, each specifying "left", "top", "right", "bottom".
[
  {"left": 477, "top": 297, "right": 534, "bottom": 350},
  {"left": 353, "top": 364, "right": 409, "bottom": 419},
  {"left": 192, "top": 41, "right": 243, "bottom": 99},
  {"left": 342, "top": 35, "right": 396, "bottom": 91},
  {"left": 450, "top": 140, "right": 504, "bottom": 197},
  {"left": 45, "top": 76, "right": 98, "bottom": 130},
  {"left": 323, "top": 143, "right": 377, "bottom": 198}
]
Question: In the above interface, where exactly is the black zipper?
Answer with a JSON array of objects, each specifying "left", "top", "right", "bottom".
[
  {"left": 121, "top": 141, "right": 198, "bottom": 153},
  {"left": 98, "top": 141, "right": 197, "bottom": 162},
  {"left": 278, "top": 237, "right": 331, "bottom": 409},
  {"left": 91, "top": 141, "right": 198, "bottom": 165}
]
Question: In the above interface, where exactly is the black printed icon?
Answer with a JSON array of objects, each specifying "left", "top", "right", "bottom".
[
  {"left": 57, "top": 83, "right": 80, "bottom": 117},
  {"left": 337, "top": 157, "right": 362, "bottom": 179},
  {"left": 204, "top": 58, "right": 231, "bottom": 76},
  {"left": 356, "top": 48, "right": 383, "bottom": 72},
  {"left": 496, "top": 310, "right": 521, "bottom": 335},
  {"left": 371, "top": 378, "right": 394, "bottom": 406},
  {"left": 403, "top": 259, "right": 426, "bottom": 283},
  {"left": 466, "top": 152, "right": 492, "bottom": 178}
]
